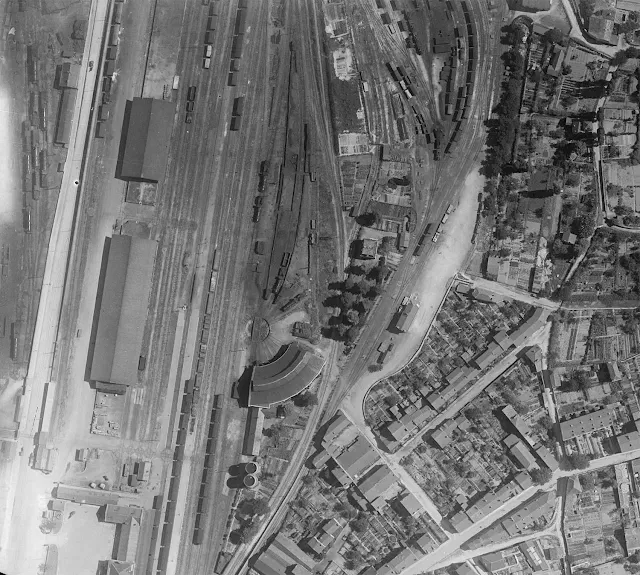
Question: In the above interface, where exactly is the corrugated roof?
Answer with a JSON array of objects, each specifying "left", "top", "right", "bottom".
[
  {"left": 90, "top": 235, "right": 157, "bottom": 386},
  {"left": 335, "top": 435, "right": 380, "bottom": 480},
  {"left": 358, "top": 465, "right": 396, "bottom": 502},
  {"left": 120, "top": 98, "right": 175, "bottom": 182},
  {"left": 249, "top": 343, "right": 325, "bottom": 407}
]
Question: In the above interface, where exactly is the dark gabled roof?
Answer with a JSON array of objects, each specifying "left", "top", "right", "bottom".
[
  {"left": 90, "top": 235, "right": 157, "bottom": 386},
  {"left": 55, "top": 90, "right": 77, "bottom": 145},
  {"left": 120, "top": 98, "right": 175, "bottom": 182}
]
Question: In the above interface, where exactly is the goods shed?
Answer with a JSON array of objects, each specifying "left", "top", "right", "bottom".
[
  {"left": 119, "top": 98, "right": 175, "bottom": 182},
  {"left": 90, "top": 235, "right": 158, "bottom": 392}
]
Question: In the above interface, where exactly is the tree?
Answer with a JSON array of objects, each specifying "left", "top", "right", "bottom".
[
  {"left": 566, "top": 172, "right": 580, "bottom": 187},
  {"left": 531, "top": 467, "right": 553, "bottom": 485},
  {"left": 378, "top": 236, "right": 396, "bottom": 255},
  {"left": 293, "top": 391, "right": 318, "bottom": 408},
  {"left": 340, "top": 291, "right": 357, "bottom": 309},
  {"left": 384, "top": 395, "right": 400, "bottom": 407},
  {"left": 579, "top": 0, "right": 596, "bottom": 22},
  {"left": 579, "top": 473, "right": 595, "bottom": 491},
  {"left": 358, "top": 212, "right": 381, "bottom": 227},
  {"left": 243, "top": 497, "right": 270, "bottom": 517},
  {"left": 464, "top": 406, "right": 482, "bottom": 420},
  {"left": 345, "top": 309, "right": 360, "bottom": 325},
  {"left": 544, "top": 28, "right": 565, "bottom": 45},
  {"left": 351, "top": 516, "right": 367, "bottom": 533},
  {"left": 563, "top": 453, "right": 590, "bottom": 470},
  {"left": 575, "top": 212, "right": 596, "bottom": 238}
]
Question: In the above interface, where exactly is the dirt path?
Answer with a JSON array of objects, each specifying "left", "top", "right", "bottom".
[{"left": 342, "top": 167, "right": 483, "bottom": 428}]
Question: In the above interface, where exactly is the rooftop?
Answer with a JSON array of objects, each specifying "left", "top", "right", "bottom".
[
  {"left": 335, "top": 435, "right": 380, "bottom": 481},
  {"left": 120, "top": 98, "right": 176, "bottom": 182},
  {"left": 559, "top": 406, "right": 616, "bottom": 441},
  {"left": 90, "top": 235, "right": 158, "bottom": 388},
  {"left": 249, "top": 343, "right": 325, "bottom": 408}
]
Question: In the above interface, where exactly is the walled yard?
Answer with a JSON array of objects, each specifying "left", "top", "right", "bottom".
[
  {"left": 550, "top": 308, "right": 640, "bottom": 367},
  {"left": 565, "top": 470, "right": 625, "bottom": 567}
]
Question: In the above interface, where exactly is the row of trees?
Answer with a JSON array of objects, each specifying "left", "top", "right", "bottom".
[{"left": 324, "top": 262, "right": 388, "bottom": 345}]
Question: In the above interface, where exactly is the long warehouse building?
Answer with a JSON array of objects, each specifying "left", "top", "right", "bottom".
[
  {"left": 119, "top": 97, "right": 175, "bottom": 182},
  {"left": 55, "top": 90, "right": 77, "bottom": 145},
  {"left": 90, "top": 235, "right": 157, "bottom": 393}
]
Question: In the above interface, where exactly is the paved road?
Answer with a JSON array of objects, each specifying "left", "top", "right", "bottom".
[
  {"left": 0, "top": 1, "right": 110, "bottom": 572},
  {"left": 402, "top": 448, "right": 640, "bottom": 575},
  {"left": 467, "top": 276, "right": 560, "bottom": 310}
]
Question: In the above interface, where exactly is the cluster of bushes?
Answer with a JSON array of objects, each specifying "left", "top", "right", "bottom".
[
  {"left": 232, "top": 497, "right": 271, "bottom": 543},
  {"left": 483, "top": 44, "right": 527, "bottom": 180},
  {"left": 610, "top": 46, "right": 640, "bottom": 66},
  {"left": 324, "top": 262, "right": 388, "bottom": 345}
]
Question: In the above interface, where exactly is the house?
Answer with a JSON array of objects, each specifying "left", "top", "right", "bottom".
[
  {"left": 386, "top": 420, "right": 410, "bottom": 442},
  {"left": 510, "top": 441, "right": 538, "bottom": 470},
  {"left": 493, "top": 331, "right": 512, "bottom": 351},
  {"left": 536, "top": 445, "right": 559, "bottom": 470},
  {"left": 546, "top": 49, "right": 564, "bottom": 78},
  {"left": 473, "top": 342, "right": 502, "bottom": 370},
  {"left": 360, "top": 238, "right": 379, "bottom": 259},
  {"left": 450, "top": 511, "right": 474, "bottom": 532},
  {"left": 562, "top": 230, "right": 577, "bottom": 244},
  {"left": 480, "top": 551, "right": 508, "bottom": 573},
  {"left": 607, "top": 361, "right": 622, "bottom": 382},
  {"left": 514, "top": 471, "right": 533, "bottom": 490},
  {"left": 415, "top": 532, "right": 437, "bottom": 553},
  {"left": 456, "top": 564, "right": 476, "bottom": 575},
  {"left": 618, "top": 431, "right": 640, "bottom": 453},
  {"left": 524, "top": 346, "right": 543, "bottom": 372},
  {"left": 358, "top": 465, "right": 397, "bottom": 504},
  {"left": 589, "top": 10, "right": 618, "bottom": 44},
  {"left": 472, "top": 288, "right": 504, "bottom": 304},
  {"left": 398, "top": 492, "right": 423, "bottom": 516},
  {"left": 431, "top": 420, "right": 458, "bottom": 448},
  {"left": 541, "top": 369, "right": 561, "bottom": 389},
  {"left": 331, "top": 467, "right": 353, "bottom": 488},
  {"left": 322, "top": 412, "right": 350, "bottom": 444}
]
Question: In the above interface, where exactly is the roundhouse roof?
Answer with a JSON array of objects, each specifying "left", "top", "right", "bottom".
[{"left": 248, "top": 343, "right": 325, "bottom": 408}]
